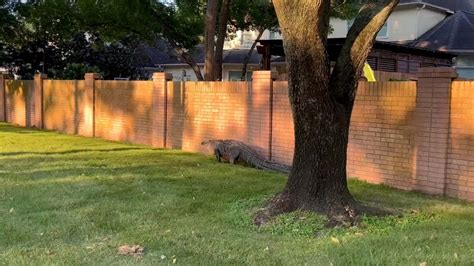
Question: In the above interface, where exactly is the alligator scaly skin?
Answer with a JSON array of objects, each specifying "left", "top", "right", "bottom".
[{"left": 201, "top": 139, "right": 291, "bottom": 174}]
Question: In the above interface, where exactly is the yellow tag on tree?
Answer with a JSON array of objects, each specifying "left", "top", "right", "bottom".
[{"left": 363, "top": 62, "right": 376, "bottom": 82}]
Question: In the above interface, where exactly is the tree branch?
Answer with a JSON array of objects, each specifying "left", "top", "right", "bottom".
[
  {"left": 330, "top": 0, "right": 399, "bottom": 104},
  {"left": 241, "top": 28, "right": 264, "bottom": 81},
  {"left": 167, "top": 39, "right": 204, "bottom": 81}
]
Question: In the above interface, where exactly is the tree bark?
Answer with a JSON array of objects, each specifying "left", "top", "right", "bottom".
[
  {"left": 240, "top": 29, "right": 264, "bottom": 81},
  {"left": 178, "top": 49, "right": 204, "bottom": 81},
  {"left": 204, "top": 0, "right": 219, "bottom": 81},
  {"left": 215, "top": 0, "right": 231, "bottom": 81},
  {"left": 168, "top": 41, "right": 204, "bottom": 81},
  {"left": 258, "top": 0, "right": 399, "bottom": 221}
]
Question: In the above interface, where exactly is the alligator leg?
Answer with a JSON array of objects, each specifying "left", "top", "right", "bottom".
[
  {"left": 229, "top": 150, "right": 240, "bottom": 165},
  {"left": 214, "top": 148, "right": 222, "bottom": 162}
]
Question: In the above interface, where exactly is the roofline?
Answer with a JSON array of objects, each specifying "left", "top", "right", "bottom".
[
  {"left": 221, "top": 63, "right": 260, "bottom": 66},
  {"left": 449, "top": 50, "right": 474, "bottom": 53},
  {"left": 149, "top": 63, "right": 262, "bottom": 67},
  {"left": 397, "top": 2, "right": 455, "bottom": 14},
  {"left": 161, "top": 63, "right": 205, "bottom": 67},
  {"left": 412, "top": 11, "right": 474, "bottom": 52},
  {"left": 258, "top": 38, "right": 458, "bottom": 59}
]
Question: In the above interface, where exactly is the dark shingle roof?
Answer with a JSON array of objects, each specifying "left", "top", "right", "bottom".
[
  {"left": 411, "top": 11, "right": 474, "bottom": 51},
  {"left": 139, "top": 43, "right": 261, "bottom": 67},
  {"left": 222, "top": 49, "right": 262, "bottom": 64},
  {"left": 399, "top": 0, "right": 474, "bottom": 13}
]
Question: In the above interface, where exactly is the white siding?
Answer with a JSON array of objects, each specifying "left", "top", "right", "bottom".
[
  {"left": 163, "top": 66, "right": 204, "bottom": 81},
  {"left": 329, "top": 18, "right": 348, "bottom": 38},
  {"left": 456, "top": 55, "right": 474, "bottom": 79},
  {"left": 387, "top": 8, "right": 420, "bottom": 41},
  {"left": 338, "top": 7, "right": 447, "bottom": 42},
  {"left": 417, "top": 8, "right": 447, "bottom": 38}
]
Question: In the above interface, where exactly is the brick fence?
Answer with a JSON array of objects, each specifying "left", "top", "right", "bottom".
[{"left": 1, "top": 68, "right": 473, "bottom": 201}]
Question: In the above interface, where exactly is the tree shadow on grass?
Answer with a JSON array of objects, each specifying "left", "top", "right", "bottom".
[
  {"left": 0, "top": 124, "right": 42, "bottom": 134},
  {"left": 0, "top": 148, "right": 145, "bottom": 157}
]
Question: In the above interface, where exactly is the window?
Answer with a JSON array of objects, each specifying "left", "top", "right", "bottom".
[
  {"left": 228, "top": 71, "right": 252, "bottom": 81},
  {"left": 378, "top": 58, "right": 397, "bottom": 72},
  {"left": 347, "top": 19, "right": 389, "bottom": 38},
  {"left": 269, "top": 31, "right": 281, "bottom": 39},
  {"left": 367, "top": 56, "right": 378, "bottom": 69}
]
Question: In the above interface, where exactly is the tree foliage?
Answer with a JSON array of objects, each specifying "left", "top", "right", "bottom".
[{"left": 0, "top": 0, "right": 152, "bottom": 79}]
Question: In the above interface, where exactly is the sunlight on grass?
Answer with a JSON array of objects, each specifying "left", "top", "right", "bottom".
[{"left": 1, "top": 123, "right": 473, "bottom": 265}]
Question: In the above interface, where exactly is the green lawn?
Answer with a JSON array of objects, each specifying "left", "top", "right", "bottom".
[{"left": 0, "top": 123, "right": 473, "bottom": 265}]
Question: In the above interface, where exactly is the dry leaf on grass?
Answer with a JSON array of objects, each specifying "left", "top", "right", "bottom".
[{"left": 117, "top": 245, "right": 145, "bottom": 257}]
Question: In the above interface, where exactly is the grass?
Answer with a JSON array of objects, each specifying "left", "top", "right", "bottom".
[{"left": 0, "top": 123, "right": 473, "bottom": 265}]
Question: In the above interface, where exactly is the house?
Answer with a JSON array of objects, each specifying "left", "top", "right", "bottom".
[
  {"left": 262, "top": 0, "right": 474, "bottom": 79},
  {"left": 410, "top": 11, "right": 474, "bottom": 78},
  {"left": 257, "top": 38, "right": 455, "bottom": 80},
  {"left": 226, "top": 0, "right": 462, "bottom": 46},
  {"left": 139, "top": 44, "right": 261, "bottom": 81},
  {"left": 266, "top": 0, "right": 473, "bottom": 42},
  {"left": 150, "top": 0, "right": 473, "bottom": 80}
]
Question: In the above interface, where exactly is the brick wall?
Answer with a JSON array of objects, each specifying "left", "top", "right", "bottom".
[
  {"left": 95, "top": 80, "right": 154, "bottom": 145},
  {"left": 374, "top": 71, "right": 416, "bottom": 81},
  {"left": 271, "top": 81, "right": 418, "bottom": 191},
  {"left": 448, "top": 81, "right": 474, "bottom": 201},
  {"left": 1, "top": 69, "right": 473, "bottom": 202},
  {"left": 175, "top": 81, "right": 251, "bottom": 154},
  {"left": 4, "top": 80, "right": 35, "bottom": 127},
  {"left": 348, "top": 82, "right": 417, "bottom": 190},
  {"left": 43, "top": 80, "right": 87, "bottom": 135},
  {"left": 166, "top": 81, "right": 186, "bottom": 149},
  {"left": 0, "top": 75, "right": 6, "bottom": 122},
  {"left": 272, "top": 81, "right": 294, "bottom": 164}
]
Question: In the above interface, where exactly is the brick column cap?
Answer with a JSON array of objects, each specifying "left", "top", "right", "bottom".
[
  {"left": 417, "top": 67, "right": 457, "bottom": 79},
  {"left": 153, "top": 72, "right": 173, "bottom": 81},
  {"left": 84, "top": 73, "right": 101, "bottom": 80},
  {"left": 252, "top": 70, "right": 278, "bottom": 80}
]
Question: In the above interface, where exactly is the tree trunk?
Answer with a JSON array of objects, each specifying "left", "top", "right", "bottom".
[
  {"left": 204, "top": 0, "right": 219, "bottom": 81},
  {"left": 215, "top": 0, "right": 231, "bottom": 81},
  {"left": 264, "top": 0, "right": 355, "bottom": 215},
  {"left": 240, "top": 29, "right": 264, "bottom": 81},
  {"left": 283, "top": 74, "right": 355, "bottom": 213},
  {"left": 254, "top": 0, "right": 399, "bottom": 224},
  {"left": 271, "top": 43, "right": 357, "bottom": 216}
]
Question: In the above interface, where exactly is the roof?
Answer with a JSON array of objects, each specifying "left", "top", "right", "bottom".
[
  {"left": 399, "top": 0, "right": 474, "bottom": 13},
  {"left": 138, "top": 43, "right": 261, "bottom": 67},
  {"left": 257, "top": 38, "right": 457, "bottom": 60},
  {"left": 411, "top": 11, "right": 474, "bottom": 52}
]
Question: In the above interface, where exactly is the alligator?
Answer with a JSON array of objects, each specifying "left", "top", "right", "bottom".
[{"left": 201, "top": 139, "right": 291, "bottom": 174}]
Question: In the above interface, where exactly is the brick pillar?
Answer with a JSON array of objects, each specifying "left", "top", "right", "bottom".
[
  {"left": 84, "top": 73, "right": 100, "bottom": 137},
  {"left": 152, "top": 72, "right": 173, "bottom": 148},
  {"left": 413, "top": 67, "right": 457, "bottom": 195},
  {"left": 0, "top": 74, "right": 7, "bottom": 122},
  {"left": 249, "top": 71, "right": 277, "bottom": 160},
  {"left": 33, "top": 73, "right": 47, "bottom": 128}
]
